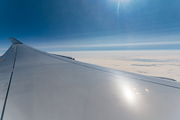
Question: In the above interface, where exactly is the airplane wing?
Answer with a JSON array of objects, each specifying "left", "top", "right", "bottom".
[{"left": 0, "top": 38, "right": 180, "bottom": 120}]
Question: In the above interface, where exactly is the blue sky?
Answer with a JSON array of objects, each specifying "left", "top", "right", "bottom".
[{"left": 0, "top": 0, "right": 180, "bottom": 53}]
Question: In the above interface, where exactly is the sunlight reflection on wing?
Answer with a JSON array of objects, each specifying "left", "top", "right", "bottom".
[
  {"left": 113, "top": 76, "right": 137, "bottom": 104},
  {"left": 123, "top": 86, "right": 135, "bottom": 101}
]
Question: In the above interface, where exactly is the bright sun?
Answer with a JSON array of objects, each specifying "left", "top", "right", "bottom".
[{"left": 111, "top": 0, "right": 131, "bottom": 3}]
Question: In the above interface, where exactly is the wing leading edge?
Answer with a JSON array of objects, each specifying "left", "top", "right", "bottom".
[{"left": 0, "top": 38, "right": 180, "bottom": 120}]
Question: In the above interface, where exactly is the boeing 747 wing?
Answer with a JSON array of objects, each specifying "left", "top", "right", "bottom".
[{"left": 0, "top": 38, "right": 180, "bottom": 120}]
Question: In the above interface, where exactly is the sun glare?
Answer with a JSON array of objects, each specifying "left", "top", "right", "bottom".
[
  {"left": 123, "top": 86, "right": 135, "bottom": 102},
  {"left": 111, "top": 0, "right": 131, "bottom": 3}
]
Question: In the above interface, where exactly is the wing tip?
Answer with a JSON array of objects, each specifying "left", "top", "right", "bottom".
[{"left": 9, "top": 37, "right": 23, "bottom": 45}]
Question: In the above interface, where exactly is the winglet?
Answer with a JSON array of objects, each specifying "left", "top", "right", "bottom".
[{"left": 9, "top": 37, "right": 23, "bottom": 45}]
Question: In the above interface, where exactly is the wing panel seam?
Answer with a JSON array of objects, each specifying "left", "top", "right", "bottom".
[{"left": 0, "top": 45, "right": 18, "bottom": 120}]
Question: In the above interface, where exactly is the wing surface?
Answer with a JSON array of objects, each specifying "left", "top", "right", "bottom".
[
  {"left": 0, "top": 45, "right": 17, "bottom": 118},
  {"left": 1, "top": 38, "right": 180, "bottom": 120}
]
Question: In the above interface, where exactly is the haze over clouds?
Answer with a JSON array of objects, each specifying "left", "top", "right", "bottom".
[{"left": 52, "top": 50, "right": 180, "bottom": 82}]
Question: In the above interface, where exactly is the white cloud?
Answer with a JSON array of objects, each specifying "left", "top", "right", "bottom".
[{"left": 51, "top": 50, "right": 180, "bottom": 82}]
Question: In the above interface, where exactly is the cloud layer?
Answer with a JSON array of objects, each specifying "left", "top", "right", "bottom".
[{"left": 52, "top": 50, "right": 180, "bottom": 82}]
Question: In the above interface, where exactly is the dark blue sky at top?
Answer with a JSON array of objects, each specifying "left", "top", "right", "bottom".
[{"left": 0, "top": 0, "right": 180, "bottom": 52}]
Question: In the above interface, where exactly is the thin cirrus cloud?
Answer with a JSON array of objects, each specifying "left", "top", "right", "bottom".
[{"left": 36, "top": 41, "right": 180, "bottom": 50}]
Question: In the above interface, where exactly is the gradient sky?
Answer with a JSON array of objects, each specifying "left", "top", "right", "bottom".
[{"left": 0, "top": 0, "right": 180, "bottom": 53}]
